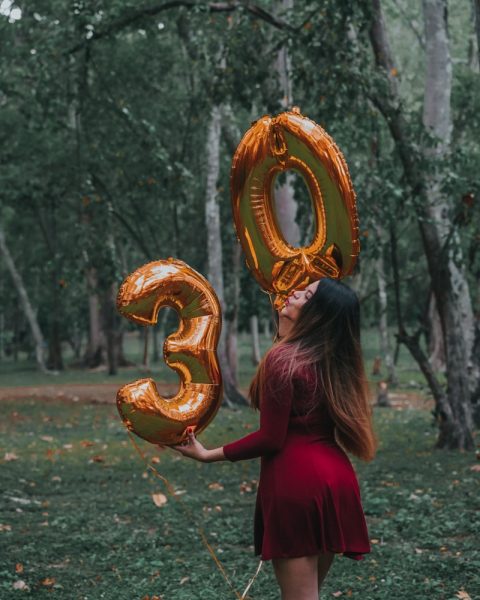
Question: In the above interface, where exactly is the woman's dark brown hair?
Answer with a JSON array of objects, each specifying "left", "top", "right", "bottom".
[{"left": 249, "top": 278, "right": 377, "bottom": 462}]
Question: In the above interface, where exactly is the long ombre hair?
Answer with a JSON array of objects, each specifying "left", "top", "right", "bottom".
[{"left": 249, "top": 278, "right": 377, "bottom": 462}]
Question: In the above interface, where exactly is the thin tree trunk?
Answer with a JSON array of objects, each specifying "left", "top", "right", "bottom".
[
  {"left": 369, "top": 0, "right": 476, "bottom": 449},
  {"left": 205, "top": 104, "right": 247, "bottom": 406},
  {"left": 350, "top": 257, "right": 374, "bottom": 302},
  {"left": 0, "top": 226, "right": 48, "bottom": 373},
  {"left": 102, "top": 283, "right": 119, "bottom": 376},
  {"left": 474, "top": 0, "right": 480, "bottom": 68},
  {"left": 84, "top": 268, "right": 105, "bottom": 368},
  {"left": 422, "top": 0, "right": 475, "bottom": 448},
  {"left": 250, "top": 315, "right": 261, "bottom": 366},
  {"left": 142, "top": 327, "right": 149, "bottom": 369},
  {"left": 226, "top": 242, "right": 241, "bottom": 386},
  {"left": 273, "top": 0, "right": 300, "bottom": 247},
  {"left": 375, "top": 246, "right": 396, "bottom": 384},
  {"left": 263, "top": 318, "right": 271, "bottom": 339},
  {"left": 427, "top": 295, "right": 445, "bottom": 372},
  {"left": 0, "top": 312, "right": 4, "bottom": 360}
]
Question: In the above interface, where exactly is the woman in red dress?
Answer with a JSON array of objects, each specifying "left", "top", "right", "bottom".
[{"left": 171, "top": 278, "right": 377, "bottom": 599}]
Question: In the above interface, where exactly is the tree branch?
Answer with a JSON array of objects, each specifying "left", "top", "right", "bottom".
[
  {"left": 391, "top": 0, "right": 425, "bottom": 50},
  {"left": 66, "top": 1, "right": 294, "bottom": 54}
]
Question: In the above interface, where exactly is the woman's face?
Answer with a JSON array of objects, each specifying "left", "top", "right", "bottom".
[{"left": 279, "top": 280, "right": 320, "bottom": 323}]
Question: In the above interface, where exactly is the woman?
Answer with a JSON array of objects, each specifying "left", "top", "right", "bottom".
[{"left": 170, "top": 278, "right": 377, "bottom": 600}]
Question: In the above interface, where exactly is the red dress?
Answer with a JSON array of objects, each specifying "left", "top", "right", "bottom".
[{"left": 222, "top": 353, "right": 370, "bottom": 561}]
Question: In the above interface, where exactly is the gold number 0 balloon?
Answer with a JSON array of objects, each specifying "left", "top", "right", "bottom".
[
  {"left": 116, "top": 258, "right": 222, "bottom": 445},
  {"left": 230, "top": 108, "right": 360, "bottom": 308}
]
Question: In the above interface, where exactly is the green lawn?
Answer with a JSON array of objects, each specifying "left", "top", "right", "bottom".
[{"left": 0, "top": 399, "right": 478, "bottom": 600}]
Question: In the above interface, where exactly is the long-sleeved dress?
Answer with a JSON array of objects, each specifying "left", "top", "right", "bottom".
[{"left": 222, "top": 352, "right": 370, "bottom": 561}]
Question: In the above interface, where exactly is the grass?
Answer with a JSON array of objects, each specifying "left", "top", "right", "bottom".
[{"left": 0, "top": 399, "right": 479, "bottom": 600}]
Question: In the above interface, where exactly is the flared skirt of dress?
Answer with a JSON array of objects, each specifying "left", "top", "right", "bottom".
[{"left": 253, "top": 432, "right": 370, "bottom": 561}]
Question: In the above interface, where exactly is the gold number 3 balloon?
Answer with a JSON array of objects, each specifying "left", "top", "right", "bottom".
[
  {"left": 116, "top": 258, "right": 222, "bottom": 445},
  {"left": 230, "top": 108, "right": 359, "bottom": 308}
]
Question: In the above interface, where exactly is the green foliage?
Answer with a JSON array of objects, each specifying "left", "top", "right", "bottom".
[{"left": 0, "top": 0, "right": 478, "bottom": 385}]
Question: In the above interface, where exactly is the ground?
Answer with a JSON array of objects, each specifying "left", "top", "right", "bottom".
[{"left": 0, "top": 383, "right": 479, "bottom": 600}]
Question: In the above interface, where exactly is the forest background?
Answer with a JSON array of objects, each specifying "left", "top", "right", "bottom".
[
  {"left": 1, "top": 1, "right": 480, "bottom": 599},
  {"left": 0, "top": 0, "right": 479, "bottom": 452}
]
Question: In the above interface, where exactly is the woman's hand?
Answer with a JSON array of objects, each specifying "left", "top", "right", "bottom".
[{"left": 168, "top": 428, "right": 210, "bottom": 463}]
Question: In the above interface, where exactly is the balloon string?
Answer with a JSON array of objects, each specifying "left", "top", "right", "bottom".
[{"left": 126, "top": 431, "right": 263, "bottom": 599}]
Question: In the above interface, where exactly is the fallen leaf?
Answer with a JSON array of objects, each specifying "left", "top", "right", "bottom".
[
  {"left": 208, "top": 482, "right": 224, "bottom": 491},
  {"left": 456, "top": 591, "right": 471, "bottom": 600},
  {"left": 0, "top": 523, "right": 12, "bottom": 532},
  {"left": 4, "top": 452, "right": 19, "bottom": 462},
  {"left": 90, "top": 455, "right": 105, "bottom": 463},
  {"left": 63, "top": 444, "right": 73, "bottom": 450},
  {"left": 41, "top": 577, "right": 56, "bottom": 586},
  {"left": 80, "top": 440, "right": 94, "bottom": 448},
  {"left": 51, "top": 476, "right": 62, "bottom": 482},
  {"left": 180, "top": 577, "right": 190, "bottom": 585},
  {"left": 40, "top": 436, "right": 54, "bottom": 443},
  {"left": 332, "top": 592, "right": 343, "bottom": 598},
  {"left": 45, "top": 449, "right": 57, "bottom": 461},
  {"left": 174, "top": 489, "right": 187, "bottom": 496},
  {"left": 15, "top": 563, "right": 23, "bottom": 573},
  {"left": 152, "top": 493, "right": 168, "bottom": 507},
  {"left": 12, "top": 580, "right": 28, "bottom": 590},
  {"left": 470, "top": 464, "right": 480, "bottom": 472},
  {"left": 151, "top": 456, "right": 161, "bottom": 464}
]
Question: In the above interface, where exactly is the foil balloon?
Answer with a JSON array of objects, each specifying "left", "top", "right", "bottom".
[
  {"left": 116, "top": 258, "right": 222, "bottom": 445},
  {"left": 230, "top": 107, "right": 359, "bottom": 309}
]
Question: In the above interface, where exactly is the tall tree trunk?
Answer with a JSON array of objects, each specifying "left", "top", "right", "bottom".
[
  {"left": 84, "top": 268, "right": 105, "bottom": 367},
  {"left": 273, "top": 0, "right": 300, "bottom": 247},
  {"left": 369, "top": 0, "right": 476, "bottom": 449},
  {"left": 474, "top": 0, "right": 480, "bottom": 67},
  {"left": 226, "top": 242, "right": 241, "bottom": 386},
  {"left": 101, "top": 283, "right": 119, "bottom": 376},
  {"left": 422, "top": 0, "right": 475, "bottom": 448},
  {"left": 0, "top": 226, "right": 48, "bottom": 373},
  {"left": 375, "top": 245, "right": 396, "bottom": 384},
  {"left": 250, "top": 315, "right": 261, "bottom": 366},
  {"left": 427, "top": 295, "right": 445, "bottom": 372},
  {"left": 47, "top": 319, "right": 64, "bottom": 371},
  {"left": 263, "top": 318, "right": 271, "bottom": 339},
  {"left": 204, "top": 104, "right": 246, "bottom": 405}
]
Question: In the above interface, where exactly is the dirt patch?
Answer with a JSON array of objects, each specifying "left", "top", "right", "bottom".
[
  {"left": 385, "top": 391, "right": 434, "bottom": 412},
  {"left": 0, "top": 383, "right": 431, "bottom": 410},
  {"left": 0, "top": 383, "right": 180, "bottom": 404}
]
